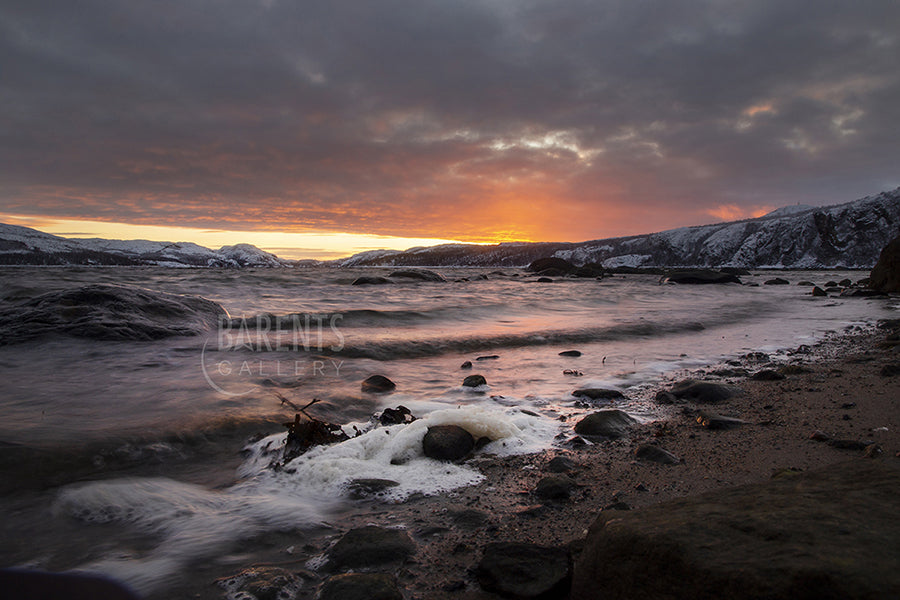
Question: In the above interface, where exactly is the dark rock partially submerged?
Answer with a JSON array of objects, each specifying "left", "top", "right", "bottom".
[
  {"left": 361, "top": 374, "right": 396, "bottom": 394},
  {"left": 388, "top": 269, "right": 446, "bottom": 282},
  {"left": 660, "top": 270, "right": 741, "bottom": 285},
  {"left": 572, "top": 461, "right": 900, "bottom": 600},
  {"left": 572, "top": 388, "right": 625, "bottom": 401},
  {"left": 422, "top": 425, "right": 475, "bottom": 461},
  {"left": 462, "top": 374, "right": 487, "bottom": 388},
  {"left": 351, "top": 276, "right": 393, "bottom": 285},
  {"left": 0, "top": 284, "right": 226, "bottom": 345}
]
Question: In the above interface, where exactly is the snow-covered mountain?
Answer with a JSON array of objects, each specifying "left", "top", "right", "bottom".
[
  {"left": 0, "top": 224, "right": 291, "bottom": 267},
  {"left": 2, "top": 187, "right": 898, "bottom": 269},
  {"left": 335, "top": 188, "right": 900, "bottom": 269}
]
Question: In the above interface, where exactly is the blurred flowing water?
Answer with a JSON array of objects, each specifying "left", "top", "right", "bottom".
[{"left": 0, "top": 265, "right": 893, "bottom": 595}]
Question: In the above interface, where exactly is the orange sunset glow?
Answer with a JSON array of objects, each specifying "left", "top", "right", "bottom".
[{"left": 1, "top": 1, "right": 897, "bottom": 257}]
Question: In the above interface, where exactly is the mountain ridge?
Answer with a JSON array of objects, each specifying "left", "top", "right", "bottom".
[{"left": 1, "top": 187, "right": 897, "bottom": 268}]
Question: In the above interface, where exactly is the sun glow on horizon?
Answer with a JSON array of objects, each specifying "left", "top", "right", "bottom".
[{"left": 0, "top": 215, "right": 500, "bottom": 260}]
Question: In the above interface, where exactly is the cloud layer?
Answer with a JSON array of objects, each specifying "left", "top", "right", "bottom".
[{"left": 2, "top": 0, "right": 898, "bottom": 242}]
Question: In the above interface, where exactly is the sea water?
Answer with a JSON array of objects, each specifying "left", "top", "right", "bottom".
[{"left": 0, "top": 266, "right": 894, "bottom": 595}]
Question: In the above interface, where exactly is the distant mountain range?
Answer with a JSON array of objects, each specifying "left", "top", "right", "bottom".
[
  {"left": 0, "top": 223, "right": 289, "bottom": 267},
  {"left": 1, "top": 187, "right": 898, "bottom": 268},
  {"left": 337, "top": 187, "right": 900, "bottom": 269}
]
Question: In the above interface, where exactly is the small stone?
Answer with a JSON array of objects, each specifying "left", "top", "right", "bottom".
[
  {"left": 536, "top": 277, "right": 554, "bottom": 283},
  {"left": 535, "top": 475, "right": 577, "bottom": 502},
  {"left": 379, "top": 405, "right": 415, "bottom": 425},
  {"left": 317, "top": 573, "right": 402, "bottom": 600},
  {"left": 654, "top": 390, "right": 681, "bottom": 405},
  {"left": 634, "top": 444, "right": 681, "bottom": 465},
  {"left": 574, "top": 410, "right": 639, "bottom": 439},
  {"left": 751, "top": 369, "right": 785, "bottom": 381},
  {"left": 696, "top": 411, "right": 746, "bottom": 430},
  {"left": 326, "top": 526, "right": 415, "bottom": 570},
  {"left": 764, "top": 278, "right": 790, "bottom": 285},
  {"left": 462, "top": 374, "right": 487, "bottom": 387},
  {"left": 546, "top": 456, "right": 579, "bottom": 473},
  {"left": 812, "top": 286, "right": 828, "bottom": 297},
  {"left": 476, "top": 354, "right": 500, "bottom": 361},
  {"left": 809, "top": 430, "right": 832, "bottom": 442},
  {"left": 671, "top": 380, "right": 741, "bottom": 403},
  {"left": 864, "top": 444, "right": 884, "bottom": 458},
  {"left": 828, "top": 439, "right": 872, "bottom": 451},
  {"left": 460, "top": 360, "right": 473, "bottom": 369},
  {"left": 559, "top": 350, "right": 582, "bottom": 357}
]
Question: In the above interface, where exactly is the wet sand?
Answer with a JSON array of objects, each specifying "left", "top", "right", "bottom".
[
  {"left": 143, "top": 322, "right": 900, "bottom": 599},
  {"left": 321, "top": 323, "right": 900, "bottom": 599}
]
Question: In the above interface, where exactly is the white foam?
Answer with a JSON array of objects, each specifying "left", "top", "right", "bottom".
[{"left": 54, "top": 404, "right": 561, "bottom": 593}]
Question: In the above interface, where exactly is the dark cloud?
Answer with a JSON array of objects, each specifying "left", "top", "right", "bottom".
[{"left": 1, "top": 0, "right": 898, "bottom": 242}]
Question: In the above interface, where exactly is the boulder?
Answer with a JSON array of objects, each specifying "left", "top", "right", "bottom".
[
  {"left": 326, "top": 526, "right": 415, "bottom": 570},
  {"left": 351, "top": 276, "right": 393, "bottom": 285},
  {"left": 764, "top": 278, "right": 790, "bottom": 285},
  {"left": 317, "top": 573, "right": 402, "bottom": 600},
  {"left": 536, "top": 277, "right": 555, "bottom": 283},
  {"left": 572, "top": 388, "right": 625, "bottom": 401},
  {"left": 574, "top": 410, "right": 638, "bottom": 439},
  {"left": 462, "top": 374, "right": 487, "bottom": 387},
  {"left": 422, "top": 425, "right": 475, "bottom": 461},
  {"left": 0, "top": 284, "right": 227, "bottom": 345},
  {"left": 559, "top": 350, "right": 583, "bottom": 357},
  {"left": 634, "top": 444, "right": 681, "bottom": 464},
  {"left": 572, "top": 461, "right": 900, "bottom": 600},
  {"left": 477, "top": 542, "right": 571, "bottom": 599},
  {"left": 388, "top": 269, "right": 446, "bottom": 282},
  {"left": 660, "top": 270, "right": 741, "bottom": 284},
  {"left": 546, "top": 456, "right": 579, "bottom": 473},
  {"left": 671, "top": 380, "right": 741, "bottom": 404},
  {"left": 534, "top": 475, "right": 578, "bottom": 502},
  {"left": 460, "top": 360, "right": 473, "bottom": 369},
  {"left": 869, "top": 235, "right": 900, "bottom": 292},
  {"left": 527, "top": 257, "right": 576, "bottom": 273},
  {"left": 361, "top": 374, "right": 396, "bottom": 394},
  {"left": 811, "top": 286, "right": 828, "bottom": 297},
  {"left": 572, "top": 263, "right": 605, "bottom": 278}
]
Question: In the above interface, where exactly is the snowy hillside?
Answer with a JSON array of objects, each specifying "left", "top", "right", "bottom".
[
  {"left": 337, "top": 187, "right": 900, "bottom": 269},
  {"left": 0, "top": 224, "right": 291, "bottom": 267}
]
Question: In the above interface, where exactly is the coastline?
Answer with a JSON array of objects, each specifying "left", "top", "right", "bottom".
[{"left": 240, "top": 320, "right": 900, "bottom": 600}]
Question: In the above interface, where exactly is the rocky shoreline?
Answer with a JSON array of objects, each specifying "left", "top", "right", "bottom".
[{"left": 201, "top": 321, "right": 900, "bottom": 600}]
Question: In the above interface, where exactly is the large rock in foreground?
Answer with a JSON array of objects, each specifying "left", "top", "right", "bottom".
[
  {"left": 869, "top": 235, "right": 900, "bottom": 293},
  {"left": 477, "top": 542, "right": 571, "bottom": 598},
  {"left": 571, "top": 460, "right": 900, "bottom": 600}
]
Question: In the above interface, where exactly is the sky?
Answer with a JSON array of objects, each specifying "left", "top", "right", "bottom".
[{"left": 1, "top": 1, "right": 899, "bottom": 258}]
